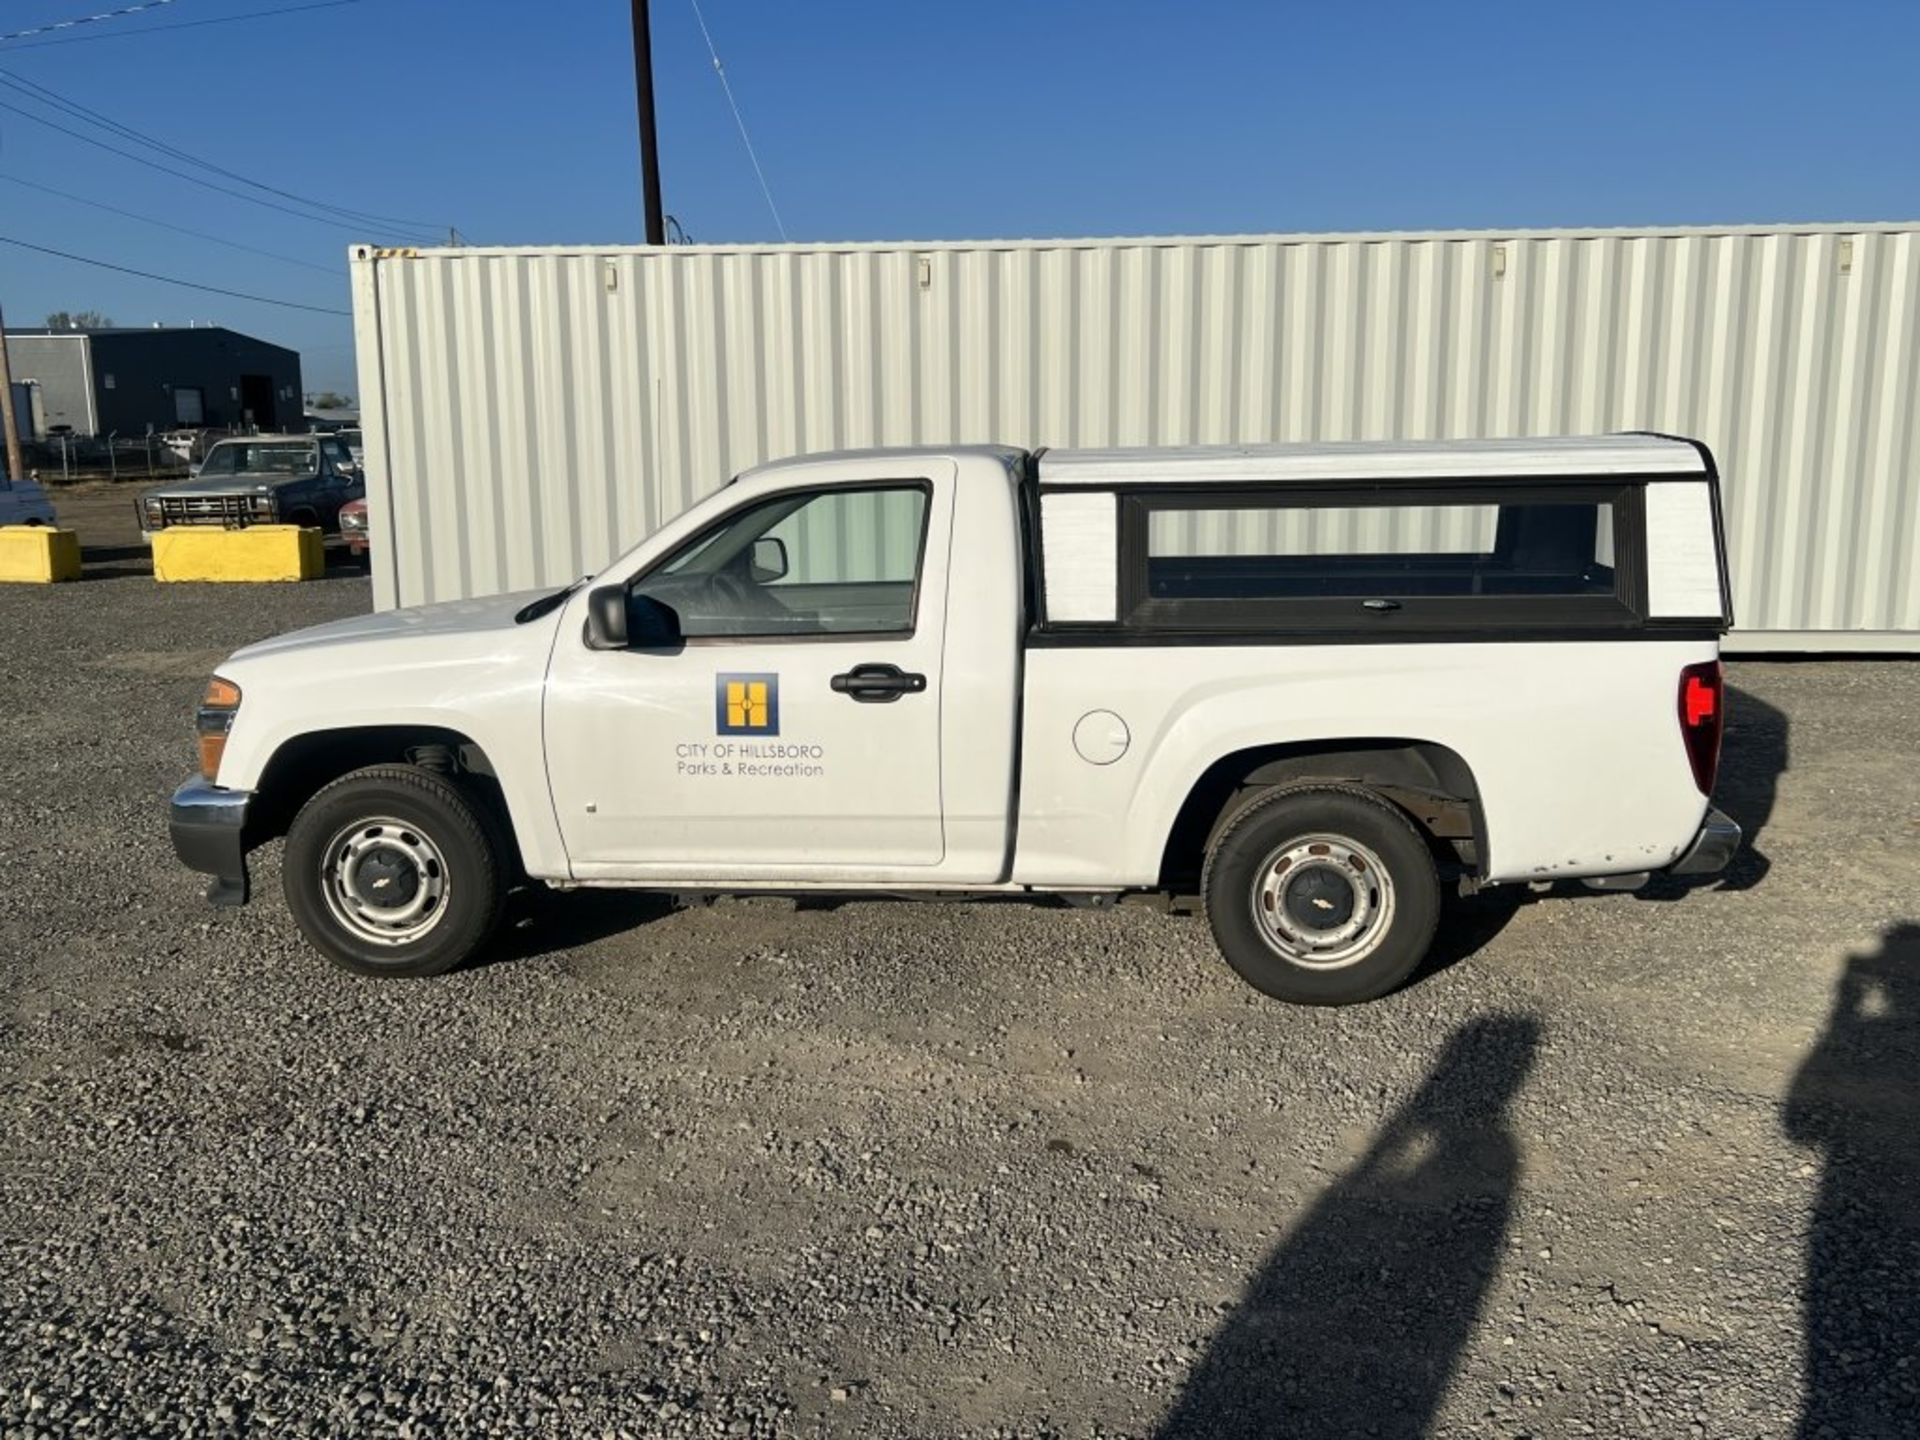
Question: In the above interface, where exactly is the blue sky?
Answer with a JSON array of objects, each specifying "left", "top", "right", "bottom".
[{"left": 2, "top": 0, "right": 1916, "bottom": 393}]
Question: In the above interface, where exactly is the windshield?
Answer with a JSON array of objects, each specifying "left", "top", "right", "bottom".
[
  {"left": 661, "top": 493, "right": 809, "bottom": 576},
  {"left": 199, "top": 442, "right": 318, "bottom": 478}
]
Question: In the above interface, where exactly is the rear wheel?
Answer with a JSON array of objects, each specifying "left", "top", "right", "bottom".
[
  {"left": 283, "top": 764, "right": 504, "bottom": 977},
  {"left": 1202, "top": 784, "right": 1440, "bottom": 1005}
]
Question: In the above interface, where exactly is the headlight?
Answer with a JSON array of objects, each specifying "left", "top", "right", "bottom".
[
  {"left": 248, "top": 495, "right": 276, "bottom": 517},
  {"left": 196, "top": 677, "right": 241, "bottom": 780},
  {"left": 340, "top": 508, "right": 366, "bottom": 531}
]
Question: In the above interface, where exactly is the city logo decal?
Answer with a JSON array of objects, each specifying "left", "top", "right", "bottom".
[{"left": 716, "top": 673, "right": 779, "bottom": 736}]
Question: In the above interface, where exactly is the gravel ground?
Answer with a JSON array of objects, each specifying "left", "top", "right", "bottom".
[{"left": 3, "top": 488, "right": 1918, "bottom": 1438}]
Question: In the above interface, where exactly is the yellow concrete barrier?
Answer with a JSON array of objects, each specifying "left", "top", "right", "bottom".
[
  {"left": 0, "top": 525, "right": 82, "bottom": 583},
  {"left": 153, "top": 525, "right": 324, "bottom": 583}
]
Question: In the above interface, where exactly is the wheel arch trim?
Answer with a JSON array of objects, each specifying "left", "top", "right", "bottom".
[
  {"left": 248, "top": 723, "right": 534, "bottom": 872},
  {"left": 1153, "top": 737, "right": 1490, "bottom": 889}
]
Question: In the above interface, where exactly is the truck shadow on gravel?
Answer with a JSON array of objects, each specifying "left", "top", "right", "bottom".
[
  {"left": 1411, "top": 890, "right": 1527, "bottom": 988},
  {"left": 1154, "top": 1014, "right": 1539, "bottom": 1440},
  {"left": 480, "top": 888, "right": 1526, "bottom": 989},
  {"left": 1708, "top": 682, "right": 1786, "bottom": 891},
  {"left": 1784, "top": 922, "right": 1920, "bottom": 1439},
  {"left": 486, "top": 888, "right": 678, "bottom": 965}
]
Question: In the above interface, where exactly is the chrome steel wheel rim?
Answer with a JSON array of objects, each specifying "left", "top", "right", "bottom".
[
  {"left": 1250, "top": 833, "right": 1395, "bottom": 970},
  {"left": 319, "top": 816, "right": 450, "bottom": 946}
]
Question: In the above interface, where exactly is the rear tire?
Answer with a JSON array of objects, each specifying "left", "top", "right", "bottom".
[
  {"left": 283, "top": 764, "right": 504, "bottom": 977},
  {"left": 1202, "top": 784, "right": 1440, "bottom": 1006}
]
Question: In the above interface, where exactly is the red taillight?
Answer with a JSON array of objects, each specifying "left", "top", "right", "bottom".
[{"left": 1678, "top": 660, "right": 1724, "bottom": 795}]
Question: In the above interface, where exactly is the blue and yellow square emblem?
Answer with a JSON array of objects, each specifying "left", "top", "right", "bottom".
[{"left": 716, "top": 673, "right": 779, "bottom": 735}]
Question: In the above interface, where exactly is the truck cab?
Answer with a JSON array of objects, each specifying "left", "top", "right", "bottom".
[{"left": 170, "top": 435, "right": 1738, "bottom": 1005}]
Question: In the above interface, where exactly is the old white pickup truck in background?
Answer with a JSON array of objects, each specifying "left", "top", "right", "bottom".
[{"left": 171, "top": 434, "right": 1738, "bottom": 1005}]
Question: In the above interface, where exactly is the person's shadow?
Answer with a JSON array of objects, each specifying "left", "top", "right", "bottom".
[
  {"left": 1784, "top": 923, "right": 1920, "bottom": 1438},
  {"left": 1155, "top": 1014, "right": 1541, "bottom": 1440}
]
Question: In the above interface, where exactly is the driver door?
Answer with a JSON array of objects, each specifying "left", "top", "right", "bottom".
[{"left": 544, "top": 468, "right": 954, "bottom": 879}]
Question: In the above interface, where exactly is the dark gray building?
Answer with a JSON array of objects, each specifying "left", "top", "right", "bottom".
[{"left": 1, "top": 326, "right": 303, "bottom": 437}]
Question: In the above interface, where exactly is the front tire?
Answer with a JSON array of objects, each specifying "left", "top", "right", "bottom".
[
  {"left": 1202, "top": 784, "right": 1440, "bottom": 1006},
  {"left": 283, "top": 765, "right": 504, "bottom": 977}
]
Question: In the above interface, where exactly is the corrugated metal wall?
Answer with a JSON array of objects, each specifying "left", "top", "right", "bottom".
[
  {"left": 352, "top": 225, "right": 1920, "bottom": 645},
  {"left": 5, "top": 335, "right": 93, "bottom": 435}
]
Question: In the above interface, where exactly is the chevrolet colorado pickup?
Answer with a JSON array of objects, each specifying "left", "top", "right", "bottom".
[{"left": 170, "top": 435, "right": 1738, "bottom": 1005}]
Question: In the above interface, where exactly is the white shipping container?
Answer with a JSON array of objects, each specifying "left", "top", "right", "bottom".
[{"left": 350, "top": 224, "right": 1920, "bottom": 649}]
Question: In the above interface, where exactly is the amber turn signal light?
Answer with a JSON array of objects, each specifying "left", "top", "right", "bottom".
[
  {"left": 196, "top": 677, "right": 242, "bottom": 780},
  {"left": 197, "top": 733, "right": 229, "bottom": 780}
]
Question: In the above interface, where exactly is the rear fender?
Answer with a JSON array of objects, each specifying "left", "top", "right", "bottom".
[{"left": 1161, "top": 740, "right": 1487, "bottom": 889}]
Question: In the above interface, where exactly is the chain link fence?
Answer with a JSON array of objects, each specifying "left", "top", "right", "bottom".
[{"left": 23, "top": 427, "right": 247, "bottom": 483}]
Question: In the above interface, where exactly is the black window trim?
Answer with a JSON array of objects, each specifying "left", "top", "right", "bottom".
[
  {"left": 1025, "top": 621, "right": 1727, "bottom": 649},
  {"left": 628, "top": 477, "right": 936, "bottom": 646},
  {"left": 1105, "top": 479, "right": 1650, "bottom": 638},
  {"left": 1031, "top": 463, "right": 1710, "bottom": 498}
]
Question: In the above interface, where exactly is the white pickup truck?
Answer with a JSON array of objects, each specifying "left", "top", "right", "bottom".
[{"left": 170, "top": 435, "right": 1738, "bottom": 1005}]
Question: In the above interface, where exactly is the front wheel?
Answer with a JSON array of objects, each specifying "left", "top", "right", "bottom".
[
  {"left": 1202, "top": 784, "right": 1440, "bottom": 1005},
  {"left": 283, "top": 764, "right": 505, "bottom": 977}
]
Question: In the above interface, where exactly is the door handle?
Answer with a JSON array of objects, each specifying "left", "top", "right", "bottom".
[{"left": 830, "top": 663, "right": 927, "bottom": 703}]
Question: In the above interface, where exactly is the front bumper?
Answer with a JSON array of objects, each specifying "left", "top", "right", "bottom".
[
  {"left": 1667, "top": 805, "right": 1742, "bottom": 876},
  {"left": 169, "top": 777, "right": 252, "bottom": 906}
]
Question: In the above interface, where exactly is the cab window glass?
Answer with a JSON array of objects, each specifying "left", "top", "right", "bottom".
[
  {"left": 198, "top": 442, "right": 317, "bottom": 478},
  {"left": 636, "top": 484, "right": 929, "bottom": 638},
  {"left": 1118, "top": 485, "right": 1639, "bottom": 632},
  {"left": 1143, "top": 499, "right": 1616, "bottom": 600}
]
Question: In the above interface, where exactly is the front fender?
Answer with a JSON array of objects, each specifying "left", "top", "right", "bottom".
[{"left": 213, "top": 640, "right": 568, "bottom": 879}]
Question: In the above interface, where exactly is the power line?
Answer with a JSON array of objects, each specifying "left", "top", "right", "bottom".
[
  {"left": 0, "top": 0, "right": 353, "bottom": 54},
  {"left": 687, "top": 0, "right": 788, "bottom": 241},
  {"left": 0, "top": 0, "right": 180, "bottom": 47},
  {"left": 0, "top": 68, "right": 443, "bottom": 238},
  {"left": 0, "top": 63, "right": 448, "bottom": 236},
  {"left": 0, "top": 232, "right": 350, "bottom": 314},
  {"left": 0, "top": 171, "right": 340, "bottom": 275},
  {"left": 0, "top": 99, "right": 439, "bottom": 242}
]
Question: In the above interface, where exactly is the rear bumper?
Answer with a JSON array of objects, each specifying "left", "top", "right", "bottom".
[
  {"left": 1666, "top": 805, "right": 1741, "bottom": 876},
  {"left": 169, "top": 777, "right": 252, "bottom": 906}
]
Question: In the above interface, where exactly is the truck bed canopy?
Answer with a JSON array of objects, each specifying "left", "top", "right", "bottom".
[{"left": 1039, "top": 434, "right": 1707, "bottom": 487}]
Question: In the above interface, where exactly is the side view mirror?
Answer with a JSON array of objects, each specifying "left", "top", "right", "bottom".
[
  {"left": 585, "top": 585, "right": 628, "bottom": 649},
  {"left": 585, "top": 585, "right": 682, "bottom": 651},
  {"left": 750, "top": 536, "right": 789, "bottom": 584}
]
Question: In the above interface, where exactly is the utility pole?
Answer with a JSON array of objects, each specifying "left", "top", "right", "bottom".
[
  {"left": 630, "top": 0, "right": 666, "bottom": 245},
  {"left": 0, "top": 299, "right": 24, "bottom": 486}
]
